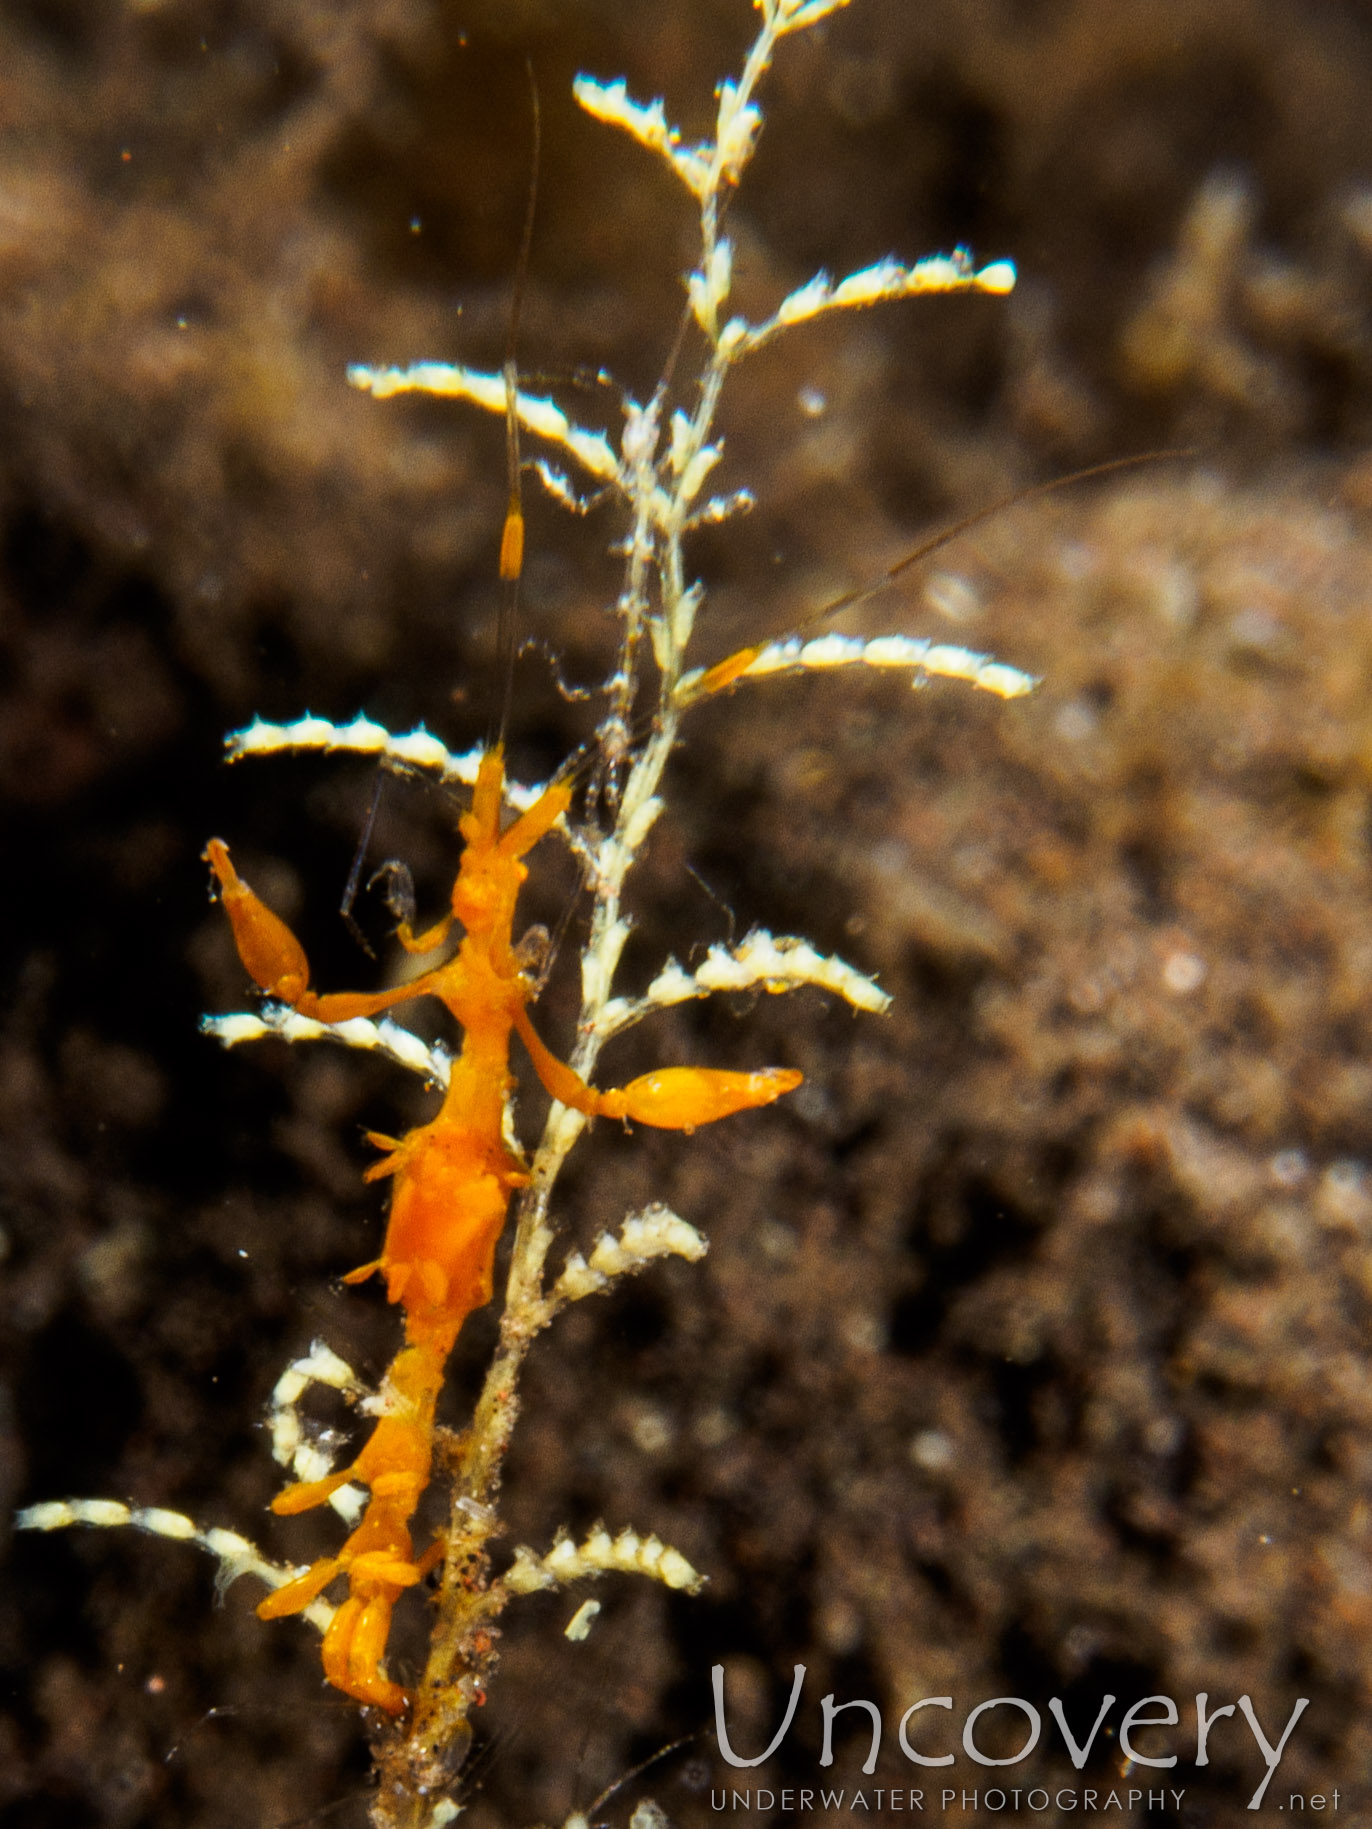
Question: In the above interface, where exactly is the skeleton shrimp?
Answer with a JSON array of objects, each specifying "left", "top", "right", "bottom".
[{"left": 203, "top": 633, "right": 799, "bottom": 1718}]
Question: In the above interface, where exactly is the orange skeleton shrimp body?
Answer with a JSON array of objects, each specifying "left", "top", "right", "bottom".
[{"left": 204, "top": 745, "right": 799, "bottom": 1712}]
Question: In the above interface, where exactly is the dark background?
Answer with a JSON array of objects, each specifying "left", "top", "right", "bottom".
[{"left": 5, "top": 1, "right": 1372, "bottom": 1824}]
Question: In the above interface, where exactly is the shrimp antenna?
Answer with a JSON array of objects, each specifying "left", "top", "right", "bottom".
[
  {"left": 492, "top": 59, "right": 542, "bottom": 752},
  {"left": 552, "top": 452, "right": 1197, "bottom": 782},
  {"left": 574, "top": 1732, "right": 702, "bottom": 1827},
  {"left": 683, "top": 445, "right": 1196, "bottom": 706},
  {"left": 334, "top": 70, "right": 541, "bottom": 952},
  {"left": 338, "top": 768, "right": 385, "bottom": 957},
  {"left": 798, "top": 447, "right": 1197, "bottom": 632}
]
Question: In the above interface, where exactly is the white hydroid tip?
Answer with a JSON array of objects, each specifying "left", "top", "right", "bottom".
[{"left": 976, "top": 259, "right": 1017, "bottom": 294}]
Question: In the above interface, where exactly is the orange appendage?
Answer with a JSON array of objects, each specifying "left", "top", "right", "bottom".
[
  {"left": 512, "top": 1008, "right": 801, "bottom": 1131},
  {"left": 691, "top": 643, "right": 765, "bottom": 701},
  {"left": 601, "top": 1065, "right": 803, "bottom": 1129},
  {"left": 499, "top": 505, "right": 525, "bottom": 584},
  {"left": 204, "top": 838, "right": 424, "bottom": 1023},
  {"left": 322, "top": 1597, "right": 406, "bottom": 1713},
  {"left": 204, "top": 838, "right": 311, "bottom": 1008}
]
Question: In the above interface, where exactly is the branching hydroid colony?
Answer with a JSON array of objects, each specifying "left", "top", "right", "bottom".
[{"left": 18, "top": 2, "right": 1026, "bottom": 1822}]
